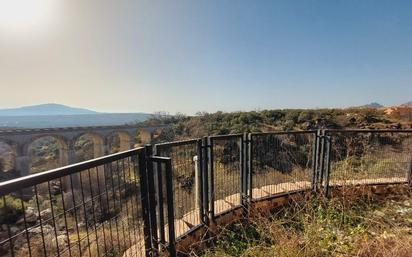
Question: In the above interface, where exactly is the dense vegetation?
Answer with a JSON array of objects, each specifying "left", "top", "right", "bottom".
[{"left": 145, "top": 107, "right": 412, "bottom": 141}]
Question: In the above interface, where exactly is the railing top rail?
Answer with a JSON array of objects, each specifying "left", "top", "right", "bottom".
[
  {"left": 325, "top": 129, "right": 412, "bottom": 133},
  {"left": 0, "top": 147, "right": 143, "bottom": 197},
  {"left": 251, "top": 130, "right": 318, "bottom": 136},
  {"left": 209, "top": 133, "right": 243, "bottom": 140},
  {"left": 149, "top": 156, "right": 172, "bottom": 163},
  {"left": 155, "top": 138, "right": 200, "bottom": 149}
]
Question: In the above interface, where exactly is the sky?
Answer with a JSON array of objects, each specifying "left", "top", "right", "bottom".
[{"left": 0, "top": 0, "right": 411, "bottom": 114}]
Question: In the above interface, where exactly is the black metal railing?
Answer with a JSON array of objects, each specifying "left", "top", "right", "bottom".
[
  {"left": 0, "top": 148, "right": 150, "bottom": 257},
  {"left": 1, "top": 129, "right": 412, "bottom": 257},
  {"left": 250, "top": 131, "right": 317, "bottom": 200}
]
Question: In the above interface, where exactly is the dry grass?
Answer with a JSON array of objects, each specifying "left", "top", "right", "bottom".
[{"left": 200, "top": 186, "right": 412, "bottom": 257}]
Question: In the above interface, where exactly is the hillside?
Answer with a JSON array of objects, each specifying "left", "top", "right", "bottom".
[
  {"left": 0, "top": 104, "right": 98, "bottom": 116},
  {"left": 357, "top": 102, "right": 384, "bottom": 109},
  {"left": 145, "top": 108, "right": 412, "bottom": 141}
]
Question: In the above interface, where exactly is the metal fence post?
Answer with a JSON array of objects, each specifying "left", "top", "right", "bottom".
[
  {"left": 138, "top": 148, "right": 153, "bottom": 257},
  {"left": 153, "top": 145, "right": 165, "bottom": 247},
  {"left": 247, "top": 133, "right": 253, "bottom": 201},
  {"left": 165, "top": 159, "right": 177, "bottom": 257},
  {"left": 240, "top": 134, "right": 245, "bottom": 207},
  {"left": 145, "top": 144, "right": 159, "bottom": 255},
  {"left": 196, "top": 139, "right": 205, "bottom": 224},
  {"left": 311, "top": 130, "right": 321, "bottom": 192},
  {"left": 318, "top": 130, "right": 327, "bottom": 192},
  {"left": 408, "top": 152, "right": 412, "bottom": 187},
  {"left": 324, "top": 135, "right": 332, "bottom": 198},
  {"left": 202, "top": 137, "right": 210, "bottom": 225},
  {"left": 208, "top": 137, "right": 215, "bottom": 221}
]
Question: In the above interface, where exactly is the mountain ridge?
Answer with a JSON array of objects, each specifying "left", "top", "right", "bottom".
[
  {"left": 357, "top": 102, "right": 385, "bottom": 109},
  {"left": 401, "top": 101, "right": 412, "bottom": 107},
  {"left": 0, "top": 104, "right": 152, "bottom": 128},
  {"left": 0, "top": 103, "right": 98, "bottom": 116}
]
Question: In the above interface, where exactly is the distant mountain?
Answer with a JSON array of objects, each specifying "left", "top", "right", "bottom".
[
  {"left": 401, "top": 101, "right": 412, "bottom": 107},
  {"left": 357, "top": 102, "right": 384, "bottom": 109},
  {"left": 0, "top": 104, "right": 153, "bottom": 128},
  {"left": 0, "top": 113, "right": 152, "bottom": 128},
  {"left": 0, "top": 104, "right": 98, "bottom": 116}
]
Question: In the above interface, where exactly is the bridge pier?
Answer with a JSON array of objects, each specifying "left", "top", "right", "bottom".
[
  {"left": 140, "top": 129, "right": 154, "bottom": 145},
  {"left": 15, "top": 155, "right": 30, "bottom": 177}
]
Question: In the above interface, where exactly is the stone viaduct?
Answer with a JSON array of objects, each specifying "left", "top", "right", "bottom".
[{"left": 0, "top": 124, "right": 168, "bottom": 177}]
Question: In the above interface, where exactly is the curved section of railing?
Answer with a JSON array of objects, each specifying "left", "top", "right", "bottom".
[
  {"left": 0, "top": 148, "right": 151, "bottom": 257},
  {"left": 0, "top": 129, "right": 411, "bottom": 257}
]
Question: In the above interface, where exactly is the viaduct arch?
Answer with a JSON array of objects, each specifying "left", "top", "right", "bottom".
[{"left": 0, "top": 124, "right": 168, "bottom": 177}]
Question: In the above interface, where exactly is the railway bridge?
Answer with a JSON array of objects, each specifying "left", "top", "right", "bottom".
[{"left": 0, "top": 124, "right": 168, "bottom": 177}]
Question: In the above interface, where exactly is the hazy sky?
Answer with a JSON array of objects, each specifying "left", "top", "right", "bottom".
[{"left": 0, "top": 0, "right": 411, "bottom": 114}]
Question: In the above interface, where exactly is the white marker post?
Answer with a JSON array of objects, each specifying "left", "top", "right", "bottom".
[{"left": 193, "top": 155, "right": 199, "bottom": 210}]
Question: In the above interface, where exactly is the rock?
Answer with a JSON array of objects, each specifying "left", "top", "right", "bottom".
[
  {"left": 29, "top": 224, "right": 53, "bottom": 235},
  {"left": 9, "top": 226, "right": 19, "bottom": 235},
  {"left": 40, "top": 208, "right": 52, "bottom": 221},
  {"left": 52, "top": 235, "right": 68, "bottom": 249},
  {"left": 1, "top": 224, "right": 7, "bottom": 231},
  {"left": 16, "top": 207, "right": 38, "bottom": 225}
]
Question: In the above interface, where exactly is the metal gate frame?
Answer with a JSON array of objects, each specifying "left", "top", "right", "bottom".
[{"left": 142, "top": 145, "right": 176, "bottom": 257}]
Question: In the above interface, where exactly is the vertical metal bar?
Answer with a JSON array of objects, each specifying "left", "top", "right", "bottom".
[
  {"left": 318, "top": 130, "right": 326, "bottom": 190},
  {"left": 19, "top": 195, "right": 32, "bottom": 257},
  {"left": 240, "top": 133, "right": 247, "bottom": 207},
  {"left": 197, "top": 139, "right": 205, "bottom": 224},
  {"left": 145, "top": 145, "right": 159, "bottom": 254},
  {"left": 59, "top": 177, "right": 72, "bottom": 257},
  {"left": 2, "top": 196, "right": 15, "bottom": 257},
  {"left": 240, "top": 135, "right": 244, "bottom": 202},
  {"left": 118, "top": 159, "right": 131, "bottom": 250},
  {"left": 311, "top": 130, "right": 320, "bottom": 192},
  {"left": 34, "top": 185, "right": 48, "bottom": 257},
  {"left": 324, "top": 135, "right": 332, "bottom": 198},
  {"left": 248, "top": 133, "right": 253, "bottom": 201},
  {"left": 240, "top": 134, "right": 245, "bottom": 207},
  {"left": 408, "top": 152, "right": 412, "bottom": 187},
  {"left": 131, "top": 154, "right": 145, "bottom": 256},
  {"left": 165, "top": 159, "right": 176, "bottom": 257},
  {"left": 138, "top": 148, "right": 153, "bottom": 257},
  {"left": 202, "top": 137, "right": 209, "bottom": 225},
  {"left": 101, "top": 163, "right": 115, "bottom": 253},
  {"left": 208, "top": 137, "right": 215, "bottom": 220},
  {"left": 69, "top": 176, "right": 83, "bottom": 256},
  {"left": 108, "top": 161, "right": 122, "bottom": 254},
  {"left": 78, "top": 172, "right": 92, "bottom": 257},
  {"left": 156, "top": 160, "right": 165, "bottom": 246},
  {"left": 153, "top": 145, "right": 165, "bottom": 248},
  {"left": 86, "top": 168, "right": 101, "bottom": 257},
  {"left": 47, "top": 181, "right": 61, "bottom": 257},
  {"left": 97, "top": 165, "right": 112, "bottom": 255},
  {"left": 126, "top": 156, "right": 139, "bottom": 250},
  {"left": 193, "top": 155, "right": 200, "bottom": 222}
]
